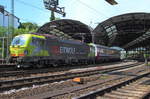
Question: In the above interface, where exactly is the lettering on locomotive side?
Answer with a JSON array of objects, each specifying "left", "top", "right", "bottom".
[
  {"left": 60, "top": 47, "right": 76, "bottom": 54},
  {"left": 52, "top": 46, "right": 59, "bottom": 54}
]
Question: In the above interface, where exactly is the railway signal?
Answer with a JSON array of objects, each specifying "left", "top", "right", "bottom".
[{"left": 43, "top": 0, "right": 66, "bottom": 21}]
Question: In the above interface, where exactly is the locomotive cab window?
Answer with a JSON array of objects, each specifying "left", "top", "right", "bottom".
[{"left": 11, "top": 35, "right": 28, "bottom": 46}]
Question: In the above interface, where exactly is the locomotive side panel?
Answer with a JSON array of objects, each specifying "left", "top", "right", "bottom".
[{"left": 45, "top": 37, "right": 91, "bottom": 64}]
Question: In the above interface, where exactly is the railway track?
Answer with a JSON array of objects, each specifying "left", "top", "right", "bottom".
[
  {"left": 0, "top": 62, "right": 143, "bottom": 92},
  {"left": 0, "top": 62, "right": 137, "bottom": 78},
  {"left": 73, "top": 70, "right": 150, "bottom": 99},
  {"left": 0, "top": 64, "right": 16, "bottom": 72},
  {"left": 22, "top": 63, "right": 147, "bottom": 99}
]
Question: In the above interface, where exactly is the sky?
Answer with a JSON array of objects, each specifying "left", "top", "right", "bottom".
[{"left": 1, "top": 0, "right": 150, "bottom": 28}]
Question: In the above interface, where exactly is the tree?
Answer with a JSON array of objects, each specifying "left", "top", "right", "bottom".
[
  {"left": 13, "top": 28, "right": 29, "bottom": 37},
  {"left": 0, "top": 26, "right": 7, "bottom": 37},
  {"left": 13, "top": 22, "right": 39, "bottom": 37},
  {"left": 19, "top": 22, "right": 39, "bottom": 31}
]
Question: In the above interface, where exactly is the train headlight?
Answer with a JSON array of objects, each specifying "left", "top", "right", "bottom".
[{"left": 17, "top": 64, "right": 21, "bottom": 68}]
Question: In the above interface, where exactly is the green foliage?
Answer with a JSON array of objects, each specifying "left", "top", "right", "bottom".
[
  {"left": 0, "top": 22, "right": 39, "bottom": 38},
  {"left": 0, "top": 26, "right": 7, "bottom": 37},
  {"left": 19, "top": 22, "right": 38, "bottom": 31},
  {"left": 13, "top": 22, "right": 38, "bottom": 36},
  {"left": 13, "top": 28, "right": 28, "bottom": 36}
]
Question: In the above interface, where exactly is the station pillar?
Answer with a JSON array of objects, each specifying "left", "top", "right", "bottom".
[{"left": 144, "top": 47, "right": 148, "bottom": 66}]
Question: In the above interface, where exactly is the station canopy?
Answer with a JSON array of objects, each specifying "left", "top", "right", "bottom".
[
  {"left": 93, "top": 13, "right": 150, "bottom": 50},
  {"left": 37, "top": 19, "right": 92, "bottom": 42}
]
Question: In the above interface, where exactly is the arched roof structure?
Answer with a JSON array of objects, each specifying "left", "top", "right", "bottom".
[
  {"left": 93, "top": 13, "right": 150, "bottom": 50},
  {"left": 37, "top": 19, "right": 92, "bottom": 42}
]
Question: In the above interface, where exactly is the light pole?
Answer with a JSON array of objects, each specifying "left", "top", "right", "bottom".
[
  {"left": 91, "top": 31, "right": 94, "bottom": 43},
  {"left": 10, "top": 0, "right": 14, "bottom": 40},
  {"left": 88, "top": 21, "right": 94, "bottom": 43},
  {"left": 0, "top": 37, "right": 7, "bottom": 63},
  {"left": 5, "top": 13, "right": 10, "bottom": 62}
]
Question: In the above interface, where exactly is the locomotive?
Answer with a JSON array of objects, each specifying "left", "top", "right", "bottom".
[{"left": 9, "top": 33, "right": 120, "bottom": 68}]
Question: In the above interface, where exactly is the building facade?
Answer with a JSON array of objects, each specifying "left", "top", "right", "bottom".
[{"left": 0, "top": 5, "right": 20, "bottom": 28}]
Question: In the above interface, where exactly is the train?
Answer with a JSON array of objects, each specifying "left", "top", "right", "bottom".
[{"left": 9, "top": 33, "right": 120, "bottom": 68}]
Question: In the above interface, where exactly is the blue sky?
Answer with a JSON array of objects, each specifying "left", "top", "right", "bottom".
[{"left": 1, "top": 0, "right": 150, "bottom": 28}]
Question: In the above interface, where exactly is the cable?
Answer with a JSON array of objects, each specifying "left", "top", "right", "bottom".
[
  {"left": 14, "top": 0, "right": 49, "bottom": 23},
  {"left": 15, "top": 0, "right": 46, "bottom": 12},
  {"left": 77, "top": 0, "right": 109, "bottom": 18},
  {"left": 19, "top": 17, "right": 36, "bottom": 23}
]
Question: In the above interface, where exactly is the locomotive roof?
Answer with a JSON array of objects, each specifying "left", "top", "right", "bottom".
[
  {"left": 31, "top": 33, "right": 86, "bottom": 45},
  {"left": 31, "top": 33, "right": 58, "bottom": 39},
  {"left": 59, "top": 39, "right": 85, "bottom": 45}
]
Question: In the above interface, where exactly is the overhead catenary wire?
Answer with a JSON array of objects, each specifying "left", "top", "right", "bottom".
[
  {"left": 15, "top": 0, "right": 46, "bottom": 12},
  {"left": 77, "top": 0, "right": 109, "bottom": 18},
  {"left": 14, "top": 0, "right": 49, "bottom": 23},
  {"left": 15, "top": 0, "right": 109, "bottom": 31},
  {"left": 15, "top": 0, "right": 108, "bottom": 26},
  {"left": 2, "top": 1, "right": 36, "bottom": 23}
]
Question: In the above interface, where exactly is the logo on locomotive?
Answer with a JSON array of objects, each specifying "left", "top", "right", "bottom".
[
  {"left": 60, "top": 47, "right": 76, "bottom": 54},
  {"left": 52, "top": 46, "right": 76, "bottom": 54}
]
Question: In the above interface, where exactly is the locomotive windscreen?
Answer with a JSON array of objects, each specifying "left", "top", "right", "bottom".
[{"left": 11, "top": 35, "right": 28, "bottom": 46}]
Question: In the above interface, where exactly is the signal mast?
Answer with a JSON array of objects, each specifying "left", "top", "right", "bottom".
[{"left": 43, "top": 0, "right": 66, "bottom": 21}]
